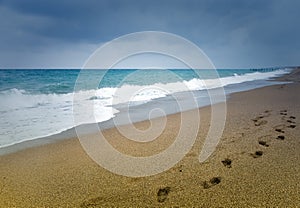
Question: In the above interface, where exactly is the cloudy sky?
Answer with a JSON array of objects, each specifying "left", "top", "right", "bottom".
[{"left": 0, "top": 0, "right": 299, "bottom": 69}]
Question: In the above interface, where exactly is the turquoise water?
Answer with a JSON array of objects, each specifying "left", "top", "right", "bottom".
[
  {"left": 0, "top": 69, "right": 259, "bottom": 94},
  {"left": 0, "top": 68, "right": 290, "bottom": 148}
]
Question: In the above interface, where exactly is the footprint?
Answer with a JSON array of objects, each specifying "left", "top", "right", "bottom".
[
  {"left": 288, "top": 124, "right": 296, "bottom": 129},
  {"left": 202, "top": 177, "right": 222, "bottom": 189},
  {"left": 251, "top": 151, "right": 263, "bottom": 158},
  {"left": 221, "top": 158, "right": 232, "bottom": 168},
  {"left": 255, "top": 120, "right": 268, "bottom": 126},
  {"left": 210, "top": 177, "right": 221, "bottom": 185},
  {"left": 263, "top": 110, "right": 271, "bottom": 116},
  {"left": 289, "top": 116, "right": 296, "bottom": 119},
  {"left": 275, "top": 128, "right": 285, "bottom": 133},
  {"left": 157, "top": 187, "right": 171, "bottom": 203},
  {"left": 280, "top": 110, "right": 287, "bottom": 113},
  {"left": 252, "top": 111, "right": 271, "bottom": 124},
  {"left": 258, "top": 141, "right": 269, "bottom": 147},
  {"left": 276, "top": 135, "right": 285, "bottom": 140},
  {"left": 287, "top": 120, "right": 296, "bottom": 124},
  {"left": 280, "top": 110, "right": 288, "bottom": 116}
]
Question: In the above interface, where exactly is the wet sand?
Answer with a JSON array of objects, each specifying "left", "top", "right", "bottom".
[{"left": 0, "top": 69, "right": 300, "bottom": 207}]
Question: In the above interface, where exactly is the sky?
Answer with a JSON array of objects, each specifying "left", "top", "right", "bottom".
[{"left": 0, "top": 0, "right": 299, "bottom": 69}]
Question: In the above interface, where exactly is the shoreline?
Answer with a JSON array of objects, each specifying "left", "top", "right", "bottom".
[
  {"left": 0, "top": 70, "right": 293, "bottom": 156},
  {"left": 0, "top": 68, "right": 300, "bottom": 206}
]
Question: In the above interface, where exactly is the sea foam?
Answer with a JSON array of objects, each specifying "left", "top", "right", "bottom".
[{"left": 0, "top": 68, "right": 290, "bottom": 148}]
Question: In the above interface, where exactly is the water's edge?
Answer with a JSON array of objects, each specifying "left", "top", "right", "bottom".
[{"left": 0, "top": 76, "right": 290, "bottom": 156}]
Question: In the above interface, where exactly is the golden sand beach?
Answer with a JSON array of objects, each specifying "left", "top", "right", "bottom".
[{"left": 0, "top": 69, "right": 300, "bottom": 207}]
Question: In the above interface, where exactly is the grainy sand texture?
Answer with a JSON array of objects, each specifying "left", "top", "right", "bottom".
[{"left": 0, "top": 69, "right": 300, "bottom": 207}]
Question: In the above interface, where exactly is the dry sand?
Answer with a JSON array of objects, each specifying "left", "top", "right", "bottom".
[{"left": 0, "top": 69, "right": 300, "bottom": 207}]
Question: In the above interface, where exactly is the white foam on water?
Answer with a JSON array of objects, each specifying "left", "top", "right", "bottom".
[
  {"left": 0, "top": 68, "right": 290, "bottom": 148},
  {"left": 0, "top": 88, "right": 118, "bottom": 148}
]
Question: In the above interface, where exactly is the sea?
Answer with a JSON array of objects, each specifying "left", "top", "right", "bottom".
[{"left": 0, "top": 68, "right": 291, "bottom": 149}]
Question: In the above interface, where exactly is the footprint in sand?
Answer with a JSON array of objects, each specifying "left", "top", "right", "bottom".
[
  {"left": 258, "top": 141, "right": 269, "bottom": 147},
  {"left": 262, "top": 110, "right": 272, "bottom": 117},
  {"left": 202, "top": 177, "right": 222, "bottom": 189},
  {"left": 157, "top": 187, "right": 171, "bottom": 203},
  {"left": 221, "top": 158, "right": 232, "bottom": 168},
  {"left": 280, "top": 110, "right": 288, "bottom": 116},
  {"left": 252, "top": 111, "right": 271, "bottom": 126},
  {"left": 287, "top": 120, "right": 296, "bottom": 124},
  {"left": 273, "top": 124, "right": 286, "bottom": 131},
  {"left": 276, "top": 135, "right": 285, "bottom": 140},
  {"left": 254, "top": 120, "right": 268, "bottom": 126},
  {"left": 285, "top": 114, "right": 296, "bottom": 128},
  {"left": 251, "top": 151, "right": 263, "bottom": 158},
  {"left": 275, "top": 128, "right": 285, "bottom": 133},
  {"left": 281, "top": 111, "right": 296, "bottom": 124}
]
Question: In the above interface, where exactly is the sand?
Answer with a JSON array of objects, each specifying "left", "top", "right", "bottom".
[{"left": 0, "top": 69, "right": 300, "bottom": 207}]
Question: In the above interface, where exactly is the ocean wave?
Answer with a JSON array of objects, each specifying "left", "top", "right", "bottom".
[
  {"left": 0, "top": 68, "right": 290, "bottom": 111},
  {"left": 0, "top": 68, "right": 290, "bottom": 148}
]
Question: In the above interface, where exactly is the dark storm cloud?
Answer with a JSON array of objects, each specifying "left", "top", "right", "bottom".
[
  {"left": 0, "top": 0, "right": 266, "bottom": 42},
  {"left": 0, "top": 0, "right": 299, "bottom": 68}
]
